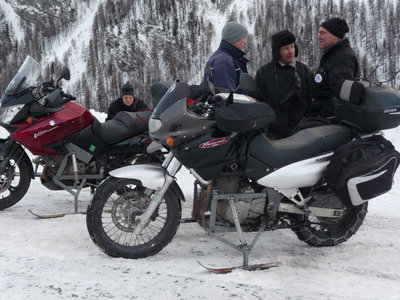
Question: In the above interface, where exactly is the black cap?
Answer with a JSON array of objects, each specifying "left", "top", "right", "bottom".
[
  {"left": 320, "top": 17, "right": 349, "bottom": 39},
  {"left": 271, "top": 30, "right": 298, "bottom": 62},
  {"left": 121, "top": 81, "right": 134, "bottom": 96}
]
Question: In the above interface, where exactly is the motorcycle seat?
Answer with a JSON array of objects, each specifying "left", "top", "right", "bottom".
[
  {"left": 248, "top": 124, "right": 353, "bottom": 168},
  {"left": 93, "top": 110, "right": 152, "bottom": 145}
]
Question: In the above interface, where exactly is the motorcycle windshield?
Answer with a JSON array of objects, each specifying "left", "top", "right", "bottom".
[
  {"left": 4, "top": 56, "right": 41, "bottom": 97},
  {"left": 152, "top": 82, "right": 190, "bottom": 118}
]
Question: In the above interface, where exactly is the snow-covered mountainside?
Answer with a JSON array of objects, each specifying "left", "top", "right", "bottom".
[{"left": 0, "top": 0, "right": 399, "bottom": 111}]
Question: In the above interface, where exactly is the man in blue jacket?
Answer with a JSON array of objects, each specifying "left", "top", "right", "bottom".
[{"left": 204, "top": 21, "right": 249, "bottom": 92}]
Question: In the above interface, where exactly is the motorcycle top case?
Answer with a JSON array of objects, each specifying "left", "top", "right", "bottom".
[
  {"left": 333, "top": 85, "right": 400, "bottom": 133},
  {"left": 214, "top": 101, "right": 275, "bottom": 132},
  {"left": 325, "top": 135, "right": 400, "bottom": 207}
]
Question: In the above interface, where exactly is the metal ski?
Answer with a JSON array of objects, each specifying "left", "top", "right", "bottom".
[
  {"left": 198, "top": 260, "right": 282, "bottom": 274},
  {"left": 28, "top": 209, "right": 85, "bottom": 219}
]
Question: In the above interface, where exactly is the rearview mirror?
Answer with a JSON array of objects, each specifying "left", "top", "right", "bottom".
[{"left": 60, "top": 66, "right": 70, "bottom": 81}]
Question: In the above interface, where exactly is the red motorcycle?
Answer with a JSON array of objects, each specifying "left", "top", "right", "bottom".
[{"left": 0, "top": 56, "right": 166, "bottom": 215}]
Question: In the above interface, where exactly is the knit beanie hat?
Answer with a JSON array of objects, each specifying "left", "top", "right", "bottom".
[
  {"left": 320, "top": 17, "right": 349, "bottom": 39},
  {"left": 271, "top": 30, "right": 298, "bottom": 62},
  {"left": 121, "top": 81, "right": 134, "bottom": 96},
  {"left": 221, "top": 22, "right": 248, "bottom": 44}
]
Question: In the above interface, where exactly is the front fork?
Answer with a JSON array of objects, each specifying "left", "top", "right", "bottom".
[
  {"left": 133, "top": 152, "right": 181, "bottom": 235},
  {"left": 0, "top": 139, "right": 32, "bottom": 179},
  {"left": 0, "top": 139, "right": 18, "bottom": 174}
]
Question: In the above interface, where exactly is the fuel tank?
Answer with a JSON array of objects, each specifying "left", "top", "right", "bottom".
[{"left": 11, "top": 102, "right": 94, "bottom": 155}]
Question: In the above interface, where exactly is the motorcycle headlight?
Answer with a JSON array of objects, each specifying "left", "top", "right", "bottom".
[
  {"left": 149, "top": 117, "right": 162, "bottom": 133},
  {"left": 0, "top": 104, "right": 24, "bottom": 124}
]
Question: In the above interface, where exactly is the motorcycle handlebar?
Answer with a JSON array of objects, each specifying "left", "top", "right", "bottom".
[{"left": 60, "top": 91, "right": 76, "bottom": 101}]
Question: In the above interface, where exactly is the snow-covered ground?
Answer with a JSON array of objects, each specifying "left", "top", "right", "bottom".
[{"left": 0, "top": 125, "right": 400, "bottom": 299}]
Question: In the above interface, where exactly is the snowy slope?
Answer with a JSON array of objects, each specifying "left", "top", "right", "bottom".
[
  {"left": 0, "top": 1, "right": 25, "bottom": 41},
  {"left": 0, "top": 123, "right": 399, "bottom": 299}
]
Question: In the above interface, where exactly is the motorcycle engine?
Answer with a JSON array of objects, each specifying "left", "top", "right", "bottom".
[
  {"left": 215, "top": 176, "right": 266, "bottom": 225},
  {"left": 36, "top": 155, "right": 97, "bottom": 190}
]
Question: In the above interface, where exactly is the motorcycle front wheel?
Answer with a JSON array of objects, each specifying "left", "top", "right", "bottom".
[
  {"left": 0, "top": 153, "right": 32, "bottom": 210},
  {"left": 86, "top": 177, "right": 181, "bottom": 259}
]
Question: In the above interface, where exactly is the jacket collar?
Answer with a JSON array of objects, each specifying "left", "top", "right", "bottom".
[
  {"left": 278, "top": 59, "right": 296, "bottom": 69},
  {"left": 322, "top": 38, "right": 350, "bottom": 57},
  {"left": 218, "top": 40, "right": 247, "bottom": 61}
]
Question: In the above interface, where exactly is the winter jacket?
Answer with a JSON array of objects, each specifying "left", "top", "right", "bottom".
[
  {"left": 310, "top": 38, "right": 360, "bottom": 117},
  {"left": 106, "top": 97, "right": 148, "bottom": 121},
  {"left": 255, "top": 60, "right": 312, "bottom": 139},
  {"left": 204, "top": 40, "right": 249, "bottom": 92}
]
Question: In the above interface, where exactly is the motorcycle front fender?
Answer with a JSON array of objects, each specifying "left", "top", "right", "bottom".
[
  {"left": 109, "top": 164, "right": 185, "bottom": 202},
  {"left": 109, "top": 164, "right": 166, "bottom": 190}
]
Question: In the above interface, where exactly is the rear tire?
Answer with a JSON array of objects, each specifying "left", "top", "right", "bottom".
[
  {"left": 86, "top": 177, "right": 181, "bottom": 258},
  {"left": 0, "top": 154, "right": 31, "bottom": 210},
  {"left": 291, "top": 190, "right": 368, "bottom": 246}
]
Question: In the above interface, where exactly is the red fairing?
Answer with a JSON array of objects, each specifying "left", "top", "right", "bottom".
[{"left": 11, "top": 102, "right": 94, "bottom": 155}]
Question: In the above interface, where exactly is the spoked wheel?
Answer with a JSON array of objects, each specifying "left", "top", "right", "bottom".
[
  {"left": 86, "top": 177, "right": 181, "bottom": 258},
  {"left": 0, "top": 155, "right": 32, "bottom": 210},
  {"left": 292, "top": 188, "right": 368, "bottom": 246}
]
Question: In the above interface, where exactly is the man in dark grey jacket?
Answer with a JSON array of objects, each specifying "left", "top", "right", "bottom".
[
  {"left": 309, "top": 17, "right": 360, "bottom": 117},
  {"left": 255, "top": 30, "right": 312, "bottom": 139}
]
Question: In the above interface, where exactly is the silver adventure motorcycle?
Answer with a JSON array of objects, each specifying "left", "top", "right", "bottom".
[{"left": 86, "top": 74, "right": 400, "bottom": 272}]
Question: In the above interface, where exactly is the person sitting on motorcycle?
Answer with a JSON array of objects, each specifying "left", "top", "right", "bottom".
[{"left": 106, "top": 81, "right": 148, "bottom": 121}]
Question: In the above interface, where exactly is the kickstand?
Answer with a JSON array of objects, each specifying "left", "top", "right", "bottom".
[
  {"left": 198, "top": 192, "right": 282, "bottom": 273},
  {"left": 52, "top": 177, "right": 87, "bottom": 213},
  {"left": 208, "top": 193, "right": 268, "bottom": 268}
]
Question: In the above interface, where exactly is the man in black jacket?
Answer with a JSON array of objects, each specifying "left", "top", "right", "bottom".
[
  {"left": 309, "top": 17, "right": 360, "bottom": 117},
  {"left": 255, "top": 30, "right": 312, "bottom": 139},
  {"left": 106, "top": 81, "right": 148, "bottom": 121}
]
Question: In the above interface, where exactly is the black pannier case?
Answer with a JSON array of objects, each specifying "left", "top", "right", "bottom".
[
  {"left": 334, "top": 85, "right": 400, "bottom": 133},
  {"left": 325, "top": 135, "right": 400, "bottom": 207}
]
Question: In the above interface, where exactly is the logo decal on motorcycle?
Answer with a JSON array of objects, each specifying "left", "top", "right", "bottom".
[
  {"left": 49, "top": 120, "right": 55, "bottom": 126},
  {"left": 34, "top": 126, "right": 59, "bottom": 139},
  {"left": 199, "top": 137, "right": 230, "bottom": 149},
  {"left": 7, "top": 79, "right": 15, "bottom": 89},
  {"left": 333, "top": 210, "right": 342, "bottom": 217}
]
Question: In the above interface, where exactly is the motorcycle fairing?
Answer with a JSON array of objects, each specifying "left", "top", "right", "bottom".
[
  {"left": 257, "top": 153, "right": 332, "bottom": 189},
  {"left": 11, "top": 101, "right": 94, "bottom": 155},
  {"left": 172, "top": 128, "right": 241, "bottom": 169}
]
